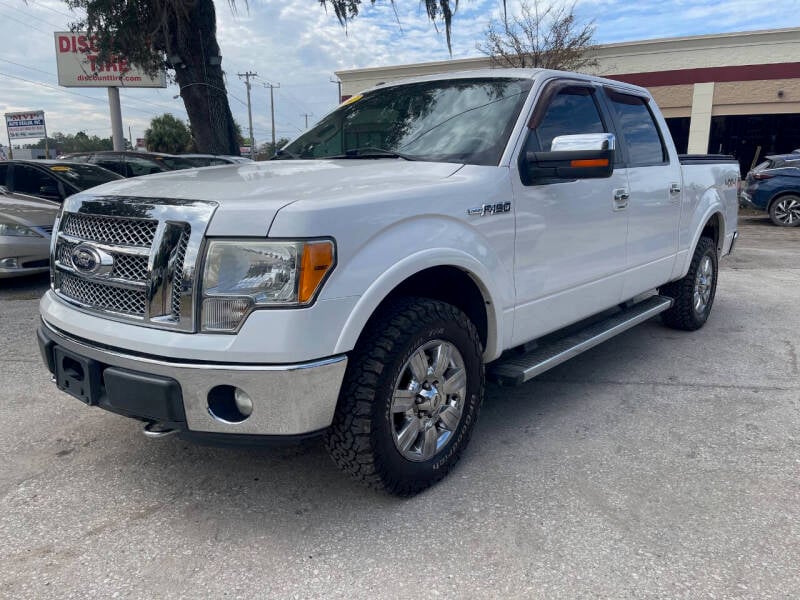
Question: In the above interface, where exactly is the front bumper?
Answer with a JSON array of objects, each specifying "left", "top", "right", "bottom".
[
  {"left": 738, "top": 191, "right": 761, "bottom": 211},
  {"left": 38, "top": 320, "right": 347, "bottom": 437},
  {"left": 0, "top": 236, "right": 50, "bottom": 278}
]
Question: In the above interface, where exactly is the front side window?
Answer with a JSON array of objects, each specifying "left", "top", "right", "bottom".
[
  {"left": 49, "top": 164, "right": 122, "bottom": 190},
  {"left": 606, "top": 91, "right": 666, "bottom": 166},
  {"left": 279, "top": 78, "right": 533, "bottom": 166},
  {"left": 13, "top": 165, "right": 58, "bottom": 197},
  {"left": 531, "top": 88, "right": 606, "bottom": 152}
]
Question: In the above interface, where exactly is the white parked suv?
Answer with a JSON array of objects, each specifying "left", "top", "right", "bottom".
[{"left": 37, "top": 69, "right": 739, "bottom": 495}]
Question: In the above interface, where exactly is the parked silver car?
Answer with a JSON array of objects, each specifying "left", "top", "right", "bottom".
[{"left": 0, "top": 186, "right": 58, "bottom": 278}]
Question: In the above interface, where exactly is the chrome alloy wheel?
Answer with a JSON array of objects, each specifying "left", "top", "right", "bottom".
[
  {"left": 774, "top": 197, "right": 800, "bottom": 225},
  {"left": 693, "top": 255, "right": 714, "bottom": 314},
  {"left": 390, "top": 340, "right": 467, "bottom": 462}
]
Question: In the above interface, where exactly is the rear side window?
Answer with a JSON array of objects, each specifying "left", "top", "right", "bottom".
[
  {"left": 606, "top": 91, "right": 666, "bottom": 166},
  {"left": 92, "top": 157, "right": 127, "bottom": 177},
  {"left": 532, "top": 88, "right": 606, "bottom": 152},
  {"left": 13, "top": 165, "right": 57, "bottom": 197}
]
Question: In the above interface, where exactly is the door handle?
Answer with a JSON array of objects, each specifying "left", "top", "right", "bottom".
[
  {"left": 670, "top": 183, "right": 681, "bottom": 195},
  {"left": 613, "top": 188, "right": 629, "bottom": 210}
]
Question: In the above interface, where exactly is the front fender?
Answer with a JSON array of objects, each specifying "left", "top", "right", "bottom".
[{"left": 329, "top": 216, "right": 513, "bottom": 362}]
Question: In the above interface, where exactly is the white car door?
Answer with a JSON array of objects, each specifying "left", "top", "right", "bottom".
[
  {"left": 509, "top": 81, "right": 630, "bottom": 347},
  {"left": 603, "top": 88, "right": 682, "bottom": 297}
]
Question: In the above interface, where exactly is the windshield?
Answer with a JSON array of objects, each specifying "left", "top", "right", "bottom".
[
  {"left": 280, "top": 77, "right": 533, "bottom": 166},
  {"left": 49, "top": 164, "right": 122, "bottom": 190}
]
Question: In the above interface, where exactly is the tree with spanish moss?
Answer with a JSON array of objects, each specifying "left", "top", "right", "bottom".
[
  {"left": 63, "top": 1, "right": 467, "bottom": 155},
  {"left": 477, "top": 0, "right": 597, "bottom": 72}
]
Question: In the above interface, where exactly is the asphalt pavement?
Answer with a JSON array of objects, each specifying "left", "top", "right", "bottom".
[{"left": 1, "top": 213, "right": 798, "bottom": 599}]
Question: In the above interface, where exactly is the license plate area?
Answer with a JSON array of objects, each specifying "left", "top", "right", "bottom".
[{"left": 54, "top": 346, "right": 103, "bottom": 405}]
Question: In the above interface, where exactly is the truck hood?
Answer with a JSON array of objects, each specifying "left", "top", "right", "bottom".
[{"left": 78, "top": 160, "right": 464, "bottom": 236}]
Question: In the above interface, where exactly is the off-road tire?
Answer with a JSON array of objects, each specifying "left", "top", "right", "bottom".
[
  {"left": 659, "top": 236, "right": 718, "bottom": 331},
  {"left": 324, "top": 297, "right": 484, "bottom": 496}
]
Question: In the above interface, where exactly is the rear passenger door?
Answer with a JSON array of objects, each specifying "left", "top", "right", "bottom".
[{"left": 603, "top": 88, "right": 682, "bottom": 297}]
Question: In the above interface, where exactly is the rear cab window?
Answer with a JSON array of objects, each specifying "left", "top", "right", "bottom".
[{"left": 605, "top": 89, "right": 667, "bottom": 166}]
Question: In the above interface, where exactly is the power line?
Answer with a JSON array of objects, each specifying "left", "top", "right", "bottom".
[
  {"left": 27, "top": 0, "right": 83, "bottom": 20},
  {"left": 0, "top": 71, "right": 168, "bottom": 119},
  {"left": 0, "top": 9, "right": 55, "bottom": 34}
]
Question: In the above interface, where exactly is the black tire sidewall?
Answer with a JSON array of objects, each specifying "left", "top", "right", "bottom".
[
  {"left": 370, "top": 309, "right": 483, "bottom": 488},
  {"left": 691, "top": 239, "right": 718, "bottom": 325}
]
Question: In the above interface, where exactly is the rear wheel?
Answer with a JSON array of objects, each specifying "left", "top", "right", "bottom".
[
  {"left": 659, "top": 236, "right": 718, "bottom": 331},
  {"left": 324, "top": 297, "right": 484, "bottom": 496},
  {"left": 769, "top": 195, "right": 800, "bottom": 227}
]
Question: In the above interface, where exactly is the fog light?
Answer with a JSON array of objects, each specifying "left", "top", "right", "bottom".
[
  {"left": 234, "top": 388, "right": 253, "bottom": 417},
  {"left": 0, "top": 257, "right": 19, "bottom": 268},
  {"left": 207, "top": 385, "right": 252, "bottom": 423},
  {"left": 202, "top": 297, "right": 253, "bottom": 332}
]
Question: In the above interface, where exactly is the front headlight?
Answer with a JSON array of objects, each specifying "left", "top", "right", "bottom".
[
  {"left": 201, "top": 239, "right": 335, "bottom": 332},
  {"left": 0, "top": 222, "right": 41, "bottom": 237}
]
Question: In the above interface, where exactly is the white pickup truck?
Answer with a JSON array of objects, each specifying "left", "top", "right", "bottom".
[{"left": 37, "top": 69, "right": 738, "bottom": 495}]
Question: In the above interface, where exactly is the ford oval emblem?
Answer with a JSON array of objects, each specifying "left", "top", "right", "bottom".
[{"left": 71, "top": 244, "right": 113, "bottom": 277}]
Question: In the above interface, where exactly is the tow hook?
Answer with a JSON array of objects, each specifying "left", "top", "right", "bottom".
[{"left": 142, "top": 421, "right": 178, "bottom": 439}]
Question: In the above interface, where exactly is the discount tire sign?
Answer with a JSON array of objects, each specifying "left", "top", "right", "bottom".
[{"left": 54, "top": 32, "right": 166, "bottom": 88}]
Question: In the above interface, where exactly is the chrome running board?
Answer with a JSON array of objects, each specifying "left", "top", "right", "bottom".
[{"left": 488, "top": 295, "right": 673, "bottom": 386}]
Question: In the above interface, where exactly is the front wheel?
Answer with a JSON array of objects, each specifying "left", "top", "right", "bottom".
[
  {"left": 324, "top": 298, "right": 484, "bottom": 496},
  {"left": 659, "top": 236, "right": 718, "bottom": 331},
  {"left": 769, "top": 195, "right": 800, "bottom": 227}
]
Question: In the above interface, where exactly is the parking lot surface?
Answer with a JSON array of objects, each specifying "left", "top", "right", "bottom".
[{"left": 1, "top": 214, "right": 798, "bottom": 599}]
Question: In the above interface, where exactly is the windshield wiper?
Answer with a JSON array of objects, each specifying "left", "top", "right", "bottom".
[{"left": 326, "top": 147, "right": 419, "bottom": 161}]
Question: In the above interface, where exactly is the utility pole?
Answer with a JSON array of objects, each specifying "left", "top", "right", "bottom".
[
  {"left": 238, "top": 71, "right": 258, "bottom": 158},
  {"left": 301, "top": 113, "right": 313, "bottom": 129},
  {"left": 330, "top": 76, "right": 342, "bottom": 104},
  {"left": 263, "top": 81, "right": 280, "bottom": 155}
]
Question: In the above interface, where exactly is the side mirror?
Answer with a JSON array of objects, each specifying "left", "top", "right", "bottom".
[{"left": 521, "top": 133, "right": 615, "bottom": 184}]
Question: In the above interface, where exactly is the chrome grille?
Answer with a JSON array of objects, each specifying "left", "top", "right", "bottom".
[
  {"left": 113, "top": 254, "right": 149, "bottom": 281},
  {"left": 57, "top": 272, "right": 147, "bottom": 316},
  {"left": 51, "top": 197, "right": 216, "bottom": 332},
  {"left": 61, "top": 213, "right": 157, "bottom": 246},
  {"left": 171, "top": 226, "right": 190, "bottom": 318}
]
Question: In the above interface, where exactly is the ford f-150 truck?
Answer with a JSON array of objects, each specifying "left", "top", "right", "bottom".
[{"left": 37, "top": 69, "right": 739, "bottom": 495}]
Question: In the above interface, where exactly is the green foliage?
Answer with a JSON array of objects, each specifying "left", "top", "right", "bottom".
[
  {"left": 26, "top": 131, "right": 113, "bottom": 153},
  {"left": 144, "top": 114, "right": 192, "bottom": 154},
  {"left": 258, "top": 137, "right": 291, "bottom": 159}
]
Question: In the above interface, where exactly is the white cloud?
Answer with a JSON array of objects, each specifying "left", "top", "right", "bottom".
[{"left": 0, "top": 0, "right": 797, "bottom": 149}]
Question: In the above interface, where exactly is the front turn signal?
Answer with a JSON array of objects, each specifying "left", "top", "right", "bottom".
[{"left": 298, "top": 240, "right": 335, "bottom": 303}]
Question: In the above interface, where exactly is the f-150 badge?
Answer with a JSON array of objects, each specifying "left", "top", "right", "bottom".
[{"left": 467, "top": 202, "right": 512, "bottom": 216}]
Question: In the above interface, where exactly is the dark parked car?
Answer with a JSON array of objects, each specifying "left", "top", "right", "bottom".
[
  {"left": 0, "top": 185, "right": 59, "bottom": 278},
  {"left": 741, "top": 154, "right": 800, "bottom": 226},
  {"left": 57, "top": 151, "right": 189, "bottom": 177},
  {"left": 175, "top": 154, "right": 254, "bottom": 167},
  {"left": 0, "top": 160, "right": 123, "bottom": 203}
]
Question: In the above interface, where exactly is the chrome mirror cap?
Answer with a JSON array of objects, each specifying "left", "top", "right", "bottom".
[{"left": 551, "top": 133, "right": 616, "bottom": 152}]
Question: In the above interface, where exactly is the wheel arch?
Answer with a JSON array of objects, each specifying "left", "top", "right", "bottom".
[
  {"left": 334, "top": 255, "right": 504, "bottom": 362},
  {"left": 767, "top": 190, "right": 800, "bottom": 210}
]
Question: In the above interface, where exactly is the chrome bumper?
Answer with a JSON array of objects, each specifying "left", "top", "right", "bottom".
[{"left": 39, "top": 320, "right": 347, "bottom": 436}]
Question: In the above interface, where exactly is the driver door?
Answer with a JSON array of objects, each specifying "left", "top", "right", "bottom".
[{"left": 509, "top": 81, "right": 630, "bottom": 346}]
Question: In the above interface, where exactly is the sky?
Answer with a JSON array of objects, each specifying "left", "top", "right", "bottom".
[{"left": 0, "top": 0, "right": 798, "bottom": 150}]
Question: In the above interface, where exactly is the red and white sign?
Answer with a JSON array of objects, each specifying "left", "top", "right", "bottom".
[
  {"left": 54, "top": 32, "right": 166, "bottom": 88},
  {"left": 5, "top": 111, "right": 46, "bottom": 140}
]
